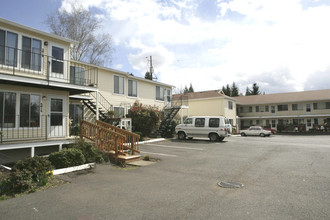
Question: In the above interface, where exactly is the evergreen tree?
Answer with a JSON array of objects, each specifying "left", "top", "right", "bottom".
[
  {"left": 188, "top": 83, "right": 194, "bottom": 93},
  {"left": 183, "top": 85, "right": 189, "bottom": 94},
  {"left": 251, "top": 82, "right": 261, "bottom": 95},
  {"left": 245, "top": 87, "right": 251, "bottom": 96},
  {"left": 145, "top": 72, "right": 152, "bottom": 80},
  {"left": 222, "top": 84, "right": 231, "bottom": 96},
  {"left": 231, "top": 82, "right": 239, "bottom": 97}
]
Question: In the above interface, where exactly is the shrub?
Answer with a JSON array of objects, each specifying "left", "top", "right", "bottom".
[
  {"left": 8, "top": 169, "right": 33, "bottom": 194},
  {"left": 134, "top": 132, "right": 144, "bottom": 141},
  {"left": 70, "top": 139, "right": 105, "bottom": 164},
  {"left": 161, "top": 120, "right": 179, "bottom": 138},
  {"left": 49, "top": 148, "right": 85, "bottom": 169},
  {"left": 127, "top": 101, "right": 161, "bottom": 137},
  {"left": 143, "top": 155, "right": 150, "bottom": 161},
  {"left": 12, "top": 156, "right": 53, "bottom": 186},
  {"left": 0, "top": 176, "right": 11, "bottom": 196}
]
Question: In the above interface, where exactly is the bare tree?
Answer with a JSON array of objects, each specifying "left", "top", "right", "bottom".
[{"left": 45, "top": 4, "right": 113, "bottom": 66}]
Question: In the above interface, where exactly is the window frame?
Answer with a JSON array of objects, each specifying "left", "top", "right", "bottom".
[
  {"left": 128, "top": 79, "right": 137, "bottom": 97},
  {"left": 228, "top": 101, "right": 233, "bottom": 110},
  {"left": 19, "top": 93, "right": 41, "bottom": 128},
  {"left": 156, "top": 86, "right": 164, "bottom": 101},
  {"left": 114, "top": 75, "right": 125, "bottom": 95}
]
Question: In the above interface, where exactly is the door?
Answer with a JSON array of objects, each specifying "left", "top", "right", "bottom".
[{"left": 48, "top": 96, "right": 66, "bottom": 137}]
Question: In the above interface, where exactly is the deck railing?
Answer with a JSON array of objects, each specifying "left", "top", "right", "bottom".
[
  {"left": 0, "top": 46, "right": 98, "bottom": 87},
  {"left": 96, "top": 120, "right": 140, "bottom": 155},
  {"left": 80, "top": 120, "right": 129, "bottom": 157},
  {"left": 0, "top": 115, "right": 69, "bottom": 144}
]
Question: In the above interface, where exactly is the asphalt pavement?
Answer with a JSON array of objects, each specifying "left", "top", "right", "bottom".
[{"left": 1, "top": 135, "right": 329, "bottom": 220}]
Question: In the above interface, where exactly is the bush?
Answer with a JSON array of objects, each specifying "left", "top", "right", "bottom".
[
  {"left": 161, "top": 120, "right": 179, "bottom": 138},
  {"left": 12, "top": 156, "right": 53, "bottom": 186},
  {"left": 49, "top": 148, "right": 85, "bottom": 169},
  {"left": 0, "top": 175, "right": 11, "bottom": 196},
  {"left": 127, "top": 101, "right": 160, "bottom": 137},
  {"left": 8, "top": 169, "right": 33, "bottom": 194},
  {"left": 70, "top": 139, "right": 105, "bottom": 164},
  {"left": 134, "top": 132, "right": 144, "bottom": 141}
]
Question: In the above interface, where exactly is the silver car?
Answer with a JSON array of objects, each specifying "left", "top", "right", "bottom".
[{"left": 240, "top": 126, "right": 271, "bottom": 137}]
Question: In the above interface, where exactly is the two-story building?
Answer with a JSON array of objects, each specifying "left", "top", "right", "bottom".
[{"left": 235, "top": 89, "right": 330, "bottom": 131}]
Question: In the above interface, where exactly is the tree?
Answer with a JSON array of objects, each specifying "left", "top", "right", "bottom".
[
  {"left": 245, "top": 82, "right": 262, "bottom": 96},
  {"left": 145, "top": 72, "right": 152, "bottom": 80},
  {"left": 45, "top": 4, "right": 113, "bottom": 66},
  {"left": 188, "top": 83, "right": 194, "bottom": 93},
  {"left": 183, "top": 85, "right": 189, "bottom": 94},
  {"left": 221, "top": 84, "right": 231, "bottom": 96},
  {"left": 231, "top": 82, "right": 239, "bottom": 97},
  {"left": 245, "top": 87, "right": 251, "bottom": 96}
]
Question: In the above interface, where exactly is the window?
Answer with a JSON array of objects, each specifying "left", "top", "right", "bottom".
[
  {"left": 277, "top": 104, "right": 288, "bottom": 111},
  {"left": 306, "top": 104, "right": 311, "bottom": 112},
  {"left": 195, "top": 118, "right": 205, "bottom": 127},
  {"left": 156, "top": 86, "right": 164, "bottom": 101},
  {"left": 266, "top": 120, "right": 270, "bottom": 127},
  {"left": 0, "top": 92, "right": 16, "bottom": 128},
  {"left": 69, "top": 103, "right": 83, "bottom": 127},
  {"left": 256, "top": 106, "right": 259, "bottom": 112},
  {"left": 271, "top": 106, "right": 275, "bottom": 113},
  {"left": 249, "top": 106, "right": 252, "bottom": 112},
  {"left": 0, "top": 30, "right": 18, "bottom": 67},
  {"left": 21, "top": 36, "right": 41, "bottom": 71},
  {"left": 114, "top": 75, "right": 124, "bottom": 94},
  {"left": 292, "top": 104, "right": 298, "bottom": 111},
  {"left": 114, "top": 107, "right": 125, "bottom": 118},
  {"left": 256, "top": 120, "right": 260, "bottom": 125},
  {"left": 228, "top": 101, "right": 233, "bottom": 110},
  {"left": 70, "top": 66, "right": 85, "bottom": 85},
  {"left": 19, "top": 94, "right": 40, "bottom": 127},
  {"left": 326, "top": 102, "right": 330, "bottom": 109},
  {"left": 52, "top": 46, "right": 64, "bottom": 74},
  {"left": 51, "top": 98, "right": 63, "bottom": 126},
  {"left": 229, "top": 119, "right": 233, "bottom": 126},
  {"left": 271, "top": 120, "right": 276, "bottom": 128},
  {"left": 265, "top": 106, "right": 269, "bottom": 112},
  {"left": 209, "top": 118, "right": 220, "bottom": 127},
  {"left": 184, "top": 118, "right": 193, "bottom": 124},
  {"left": 128, "top": 79, "right": 137, "bottom": 97},
  {"left": 314, "top": 118, "right": 318, "bottom": 125},
  {"left": 313, "top": 103, "right": 318, "bottom": 110},
  {"left": 307, "top": 119, "right": 311, "bottom": 127}
]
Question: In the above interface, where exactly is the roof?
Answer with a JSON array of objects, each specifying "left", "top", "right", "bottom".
[
  {"left": 172, "top": 89, "right": 236, "bottom": 101},
  {"left": 0, "top": 17, "right": 78, "bottom": 44},
  {"left": 235, "top": 89, "right": 330, "bottom": 105}
]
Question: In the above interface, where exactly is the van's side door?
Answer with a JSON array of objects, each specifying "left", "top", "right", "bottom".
[
  {"left": 183, "top": 117, "right": 194, "bottom": 136},
  {"left": 192, "top": 117, "right": 206, "bottom": 137}
]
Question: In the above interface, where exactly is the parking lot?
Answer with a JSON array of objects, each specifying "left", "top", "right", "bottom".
[{"left": 1, "top": 135, "right": 330, "bottom": 219}]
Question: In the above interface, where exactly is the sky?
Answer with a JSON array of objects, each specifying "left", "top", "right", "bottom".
[{"left": 1, "top": 0, "right": 330, "bottom": 94}]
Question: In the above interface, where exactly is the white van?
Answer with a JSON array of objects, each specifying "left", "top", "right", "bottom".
[{"left": 175, "top": 116, "right": 231, "bottom": 142}]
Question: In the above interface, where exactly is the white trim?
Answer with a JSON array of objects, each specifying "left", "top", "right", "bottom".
[
  {"left": 53, "top": 163, "right": 95, "bottom": 175},
  {"left": 0, "top": 139, "right": 75, "bottom": 151},
  {"left": 239, "top": 114, "right": 330, "bottom": 119}
]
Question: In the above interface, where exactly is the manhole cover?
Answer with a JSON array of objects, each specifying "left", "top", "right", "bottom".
[{"left": 218, "top": 181, "right": 244, "bottom": 188}]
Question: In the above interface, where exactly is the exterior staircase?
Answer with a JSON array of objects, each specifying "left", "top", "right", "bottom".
[{"left": 83, "top": 92, "right": 113, "bottom": 121}]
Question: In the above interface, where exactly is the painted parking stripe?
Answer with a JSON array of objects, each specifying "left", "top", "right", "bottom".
[
  {"left": 143, "top": 144, "right": 204, "bottom": 151},
  {"left": 140, "top": 151, "right": 177, "bottom": 157}
]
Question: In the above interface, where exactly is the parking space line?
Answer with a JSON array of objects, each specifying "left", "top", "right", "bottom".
[
  {"left": 140, "top": 151, "right": 177, "bottom": 157},
  {"left": 142, "top": 144, "right": 204, "bottom": 151}
]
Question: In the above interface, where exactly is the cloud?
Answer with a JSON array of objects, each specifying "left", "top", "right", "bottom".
[{"left": 59, "top": 0, "right": 330, "bottom": 94}]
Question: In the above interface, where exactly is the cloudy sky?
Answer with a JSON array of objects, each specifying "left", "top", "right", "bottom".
[{"left": 2, "top": 0, "right": 330, "bottom": 94}]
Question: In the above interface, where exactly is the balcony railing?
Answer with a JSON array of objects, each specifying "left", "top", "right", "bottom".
[
  {"left": 0, "top": 115, "right": 70, "bottom": 144},
  {"left": 0, "top": 46, "right": 97, "bottom": 87}
]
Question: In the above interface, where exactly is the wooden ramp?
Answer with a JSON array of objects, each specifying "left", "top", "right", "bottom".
[{"left": 80, "top": 120, "right": 141, "bottom": 163}]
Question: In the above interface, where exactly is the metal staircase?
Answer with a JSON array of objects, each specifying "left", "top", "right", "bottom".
[{"left": 83, "top": 92, "right": 113, "bottom": 121}]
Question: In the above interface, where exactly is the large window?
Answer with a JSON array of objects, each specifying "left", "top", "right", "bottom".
[
  {"left": 20, "top": 94, "right": 40, "bottom": 127},
  {"left": 306, "top": 104, "right": 311, "bottom": 112},
  {"left": 70, "top": 66, "right": 85, "bottom": 85},
  {"left": 256, "top": 106, "right": 259, "bottom": 112},
  {"left": 114, "top": 75, "right": 124, "bottom": 94},
  {"left": 128, "top": 79, "right": 137, "bottom": 97},
  {"left": 277, "top": 104, "right": 288, "bottom": 111},
  {"left": 326, "top": 102, "right": 330, "bottom": 109},
  {"left": 0, "top": 30, "right": 18, "bottom": 67},
  {"left": 52, "top": 46, "right": 64, "bottom": 74},
  {"left": 0, "top": 92, "right": 16, "bottom": 128},
  {"left": 313, "top": 103, "right": 318, "bottom": 110},
  {"left": 21, "top": 36, "right": 41, "bottom": 71},
  {"left": 69, "top": 103, "right": 83, "bottom": 127},
  {"left": 156, "top": 86, "right": 164, "bottom": 101}
]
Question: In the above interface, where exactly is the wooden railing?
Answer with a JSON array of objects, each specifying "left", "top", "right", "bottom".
[
  {"left": 80, "top": 120, "right": 127, "bottom": 157},
  {"left": 96, "top": 120, "right": 140, "bottom": 155}
]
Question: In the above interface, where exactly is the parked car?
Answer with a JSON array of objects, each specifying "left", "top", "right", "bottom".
[
  {"left": 175, "top": 116, "right": 231, "bottom": 142},
  {"left": 240, "top": 126, "right": 272, "bottom": 137}
]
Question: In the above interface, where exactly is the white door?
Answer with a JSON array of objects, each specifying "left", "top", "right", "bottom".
[{"left": 48, "top": 96, "right": 66, "bottom": 137}]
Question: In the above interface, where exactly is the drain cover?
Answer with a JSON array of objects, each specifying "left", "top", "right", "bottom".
[{"left": 218, "top": 181, "right": 244, "bottom": 188}]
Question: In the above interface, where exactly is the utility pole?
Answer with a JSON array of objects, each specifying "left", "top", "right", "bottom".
[{"left": 149, "top": 56, "right": 154, "bottom": 79}]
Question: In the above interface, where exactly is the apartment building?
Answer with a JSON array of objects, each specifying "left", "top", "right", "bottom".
[{"left": 235, "top": 89, "right": 330, "bottom": 131}]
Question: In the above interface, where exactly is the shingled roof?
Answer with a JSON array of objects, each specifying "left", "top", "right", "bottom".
[
  {"left": 235, "top": 89, "right": 330, "bottom": 105},
  {"left": 172, "top": 90, "right": 235, "bottom": 100}
]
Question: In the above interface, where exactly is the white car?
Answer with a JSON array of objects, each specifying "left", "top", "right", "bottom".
[{"left": 240, "top": 126, "right": 271, "bottom": 137}]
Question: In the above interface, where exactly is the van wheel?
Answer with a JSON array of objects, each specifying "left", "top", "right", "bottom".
[
  {"left": 241, "top": 133, "right": 246, "bottom": 136},
  {"left": 209, "top": 133, "right": 219, "bottom": 142},
  {"left": 218, "top": 137, "right": 224, "bottom": 142},
  {"left": 178, "top": 132, "right": 186, "bottom": 140},
  {"left": 260, "top": 133, "right": 265, "bottom": 137}
]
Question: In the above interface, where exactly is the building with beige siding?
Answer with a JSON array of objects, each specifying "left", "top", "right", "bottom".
[{"left": 235, "top": 89, "right": 330, "bottom": 131}]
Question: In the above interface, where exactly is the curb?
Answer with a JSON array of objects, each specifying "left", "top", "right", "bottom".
[{"left": 139, "top": 138, "right": 165, "bottom": 144}]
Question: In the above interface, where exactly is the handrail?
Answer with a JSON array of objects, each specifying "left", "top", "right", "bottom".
[
  {"left": 96, "top": 120, "right": 140, "bottom": 155},
  {"left": 90, "top": 92, "right": 113, "bottom": 113},
  {"left": 80, "top": 120, "right": 126, "bottom": 157}
]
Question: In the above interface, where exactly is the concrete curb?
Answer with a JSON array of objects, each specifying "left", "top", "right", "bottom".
[
  {"left": 53, "top": 163, "right": 95, "bottom": 175},
  {"left": 139, "top": 138, "right": 165, "bottom": 144}
]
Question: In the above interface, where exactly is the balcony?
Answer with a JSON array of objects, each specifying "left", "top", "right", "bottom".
[{"left": 0, "top": 46, "right": 98, "bottom": 93}]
